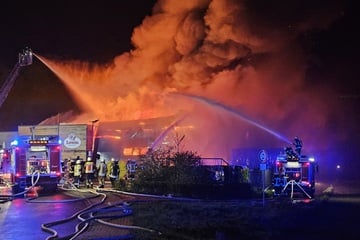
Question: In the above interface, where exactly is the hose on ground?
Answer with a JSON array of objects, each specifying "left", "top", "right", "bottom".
[{"left": 0, "top": 170, "right": 40, "bottom": 200}]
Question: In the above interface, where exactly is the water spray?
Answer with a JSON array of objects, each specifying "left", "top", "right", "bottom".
[
  {"left": 171, "top": 92, "right": 292, "bottom": 144},
  {"left": 33, "top": 53, "right": 45, "bottom": 66},
  {"left": 31, "top": 53, "right": 61, "bottom": 84},
  {"left": 150, "top": 114, "right": 188, "bottom": 149},
  {"left": 33, "top": 53, "right": 66, "bottom": 84}
]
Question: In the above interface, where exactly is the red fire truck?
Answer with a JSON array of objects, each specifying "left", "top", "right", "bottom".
[
  {"left": 272, "top": 140, "right": 317, "bottom": 198},
  {"left": 11, "top": 139, "right": 62, "bottom": 193}
]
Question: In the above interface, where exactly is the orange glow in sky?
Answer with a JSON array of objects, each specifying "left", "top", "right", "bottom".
[{"left": 35, "top": 0, "right": 341, "bottom": 160}]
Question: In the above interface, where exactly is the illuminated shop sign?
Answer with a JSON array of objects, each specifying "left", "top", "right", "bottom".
[{"left": 64, "top": 133, "right": 81, "bottom": 149}]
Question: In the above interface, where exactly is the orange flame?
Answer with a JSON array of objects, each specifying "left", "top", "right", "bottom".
[{"left": 34, "top": 0, "right": 342, "bottom": 159}]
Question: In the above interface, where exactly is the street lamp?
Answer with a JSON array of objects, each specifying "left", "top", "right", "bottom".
[{"left": 90, "top": 119, "right": 99, "bottom": 161}]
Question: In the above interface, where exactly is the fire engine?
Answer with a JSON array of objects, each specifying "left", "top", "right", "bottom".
[
  {"left": 272, "top": 137, "right": 317, "bottom": 198},
  {"left": 11, "top": 138, "right": 62, "bottom": 193}
]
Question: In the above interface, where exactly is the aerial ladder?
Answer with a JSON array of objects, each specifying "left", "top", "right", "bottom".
[{"left": 0, "top": 48, "right": 33, "bottom": 108}]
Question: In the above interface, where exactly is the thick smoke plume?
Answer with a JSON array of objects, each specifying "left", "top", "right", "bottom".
[{"left": 38, "top": 0, "right": 343, "bottom": 161}]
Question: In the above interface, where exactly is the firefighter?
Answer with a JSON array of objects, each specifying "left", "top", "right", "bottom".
[
  {"left": 109, "top": 158, "right": 120, "bottom": 188},
  {"left": 126, "top": 159, "right": 137, "bottom": 179},
  {"left": 80, "top": 158, "right": 86, "bottom": 182},
  {"left": 97, "top": 159, "right": 107, "bottom": 188},
  {"left": 73, "top": 159, "right": 82, "bottom": 188},
  {"left": 68, "top": 158, "right": 75, "bottom": 180},
  {"left": 285, "top": 146, "right": 297, "bottom": 161},
  {"left": 84, "top": 157, "right": 94, "bottom": 188},
  {"left": 293, "top": 137, "right": 303, "bottom": 156}
]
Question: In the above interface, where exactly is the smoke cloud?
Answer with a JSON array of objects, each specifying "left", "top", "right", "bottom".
[{"left": 38, "top": 0, "right": 344, "bottom": 161}]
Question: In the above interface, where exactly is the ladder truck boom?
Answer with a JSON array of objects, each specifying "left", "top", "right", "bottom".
[{"left": 0, "top": 48, "right": 33, "bottom": 108}]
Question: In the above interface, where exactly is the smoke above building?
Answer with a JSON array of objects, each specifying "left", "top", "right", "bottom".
[{"left": 36, "top": 0, "right": 344, "bottom": 161}]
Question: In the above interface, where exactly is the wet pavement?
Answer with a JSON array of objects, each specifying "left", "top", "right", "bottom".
[
  {"left": 0, "top": 181, "right": 136, "bottom": 240},
  {"left": 0, "top": 187, "right": 97, "bottom": 239}
]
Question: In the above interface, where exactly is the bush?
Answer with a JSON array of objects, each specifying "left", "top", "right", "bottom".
[{"left": 127, "top": 149, "right": 254, "bottom": 199}]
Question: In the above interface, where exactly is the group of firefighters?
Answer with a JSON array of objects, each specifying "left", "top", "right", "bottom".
[{"left": 65, "top": 157, "right": 120, "bottom": 189}]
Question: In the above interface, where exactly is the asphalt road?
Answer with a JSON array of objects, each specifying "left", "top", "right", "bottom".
[
  {"left": 1, "top": 180, "right": 360, "bottom": 240},
  {"left": 0, "top": 188, "right": 100, "bottom": 239}
]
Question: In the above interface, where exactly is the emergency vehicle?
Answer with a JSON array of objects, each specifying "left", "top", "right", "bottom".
[
  {"left": 11, "top": 138, "right": 62, "bottom": 192},
  {"left": 272, "top": 139, "right": 317, "bottom": 198},
  {"left": 0, "top": 47, "right": 32, "bottom": 109}
]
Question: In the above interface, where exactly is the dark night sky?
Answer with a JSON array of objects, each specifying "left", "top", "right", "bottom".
[
  {"left": 0, "top": 0, "right": 359, "bottom": 135},
  {"left": 0, "top": 0, "right": 156, "bottom": 130}
]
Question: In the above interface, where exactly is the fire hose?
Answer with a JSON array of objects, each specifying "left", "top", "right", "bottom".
[
  {"left": 0, "top": 170, "right": 40, "bottom": 201},
  {"left": 40, "top": 188, "right": 163, "bottom": 240},
  {"left": 40, "top": 190, "right": 107, "bottom": 240}
]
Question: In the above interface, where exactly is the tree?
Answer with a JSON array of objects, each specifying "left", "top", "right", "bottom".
[{"left": 130, "top": 147, "right": 213, "bottom": 195}]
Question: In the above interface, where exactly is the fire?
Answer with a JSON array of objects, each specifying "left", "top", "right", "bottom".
[{"left": 35, "top": 0, "right": 341, "bottom": 161}]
